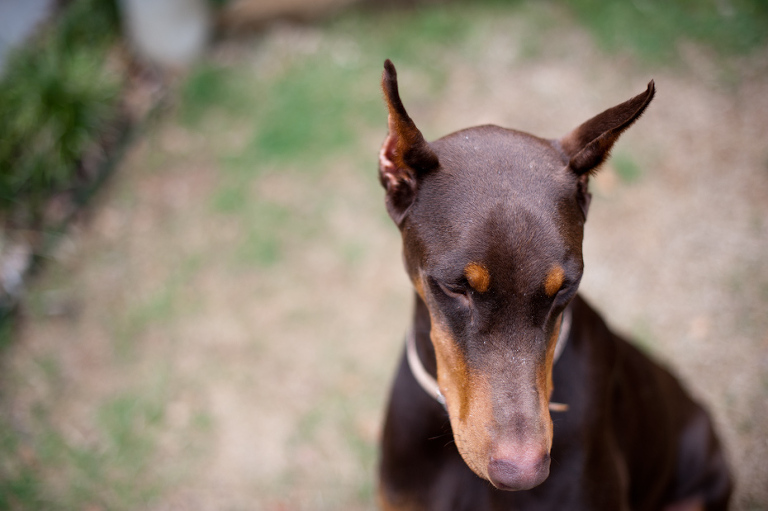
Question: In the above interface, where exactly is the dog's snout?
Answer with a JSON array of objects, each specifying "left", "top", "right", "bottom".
[{"left": 487, "top": 450, "right": 551, "bottom": 491}]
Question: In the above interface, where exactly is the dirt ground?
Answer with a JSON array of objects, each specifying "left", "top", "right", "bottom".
[{"left": 1, "top": 4, "right": 767, "bottom": 510}]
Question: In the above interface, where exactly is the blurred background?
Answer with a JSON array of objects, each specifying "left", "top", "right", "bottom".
[{"left": 0, "top": 0, "right": 766, "bottom": 509}]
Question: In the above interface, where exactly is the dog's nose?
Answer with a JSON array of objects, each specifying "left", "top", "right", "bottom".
[{"left": 487, "top": 452, "right": 551, "bottom": 491}]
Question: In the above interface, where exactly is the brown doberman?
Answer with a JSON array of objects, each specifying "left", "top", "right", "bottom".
[{"left": 377, "top": 60, "right": 732, "bottom": 511}]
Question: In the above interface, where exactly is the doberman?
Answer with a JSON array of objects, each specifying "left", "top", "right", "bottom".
[{"left": 376, "top": 60, "right": 732, "bottom": 511}]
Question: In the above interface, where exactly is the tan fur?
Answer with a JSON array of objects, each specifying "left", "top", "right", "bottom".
[
  {"left": 464, "top": 262, "right": 491, "bottom": 293},
  {"left": 530, "top": 319, "right": 558, "bottom": 454},
  {"left": 411, "top": 274, "right": 426, "bottom": 304},
  {"left": 428, "top": 316, "right": 491, "bottom": 478},
  {"left": 429, "top": 321, "right": 471, "bottom": 420},
  {"left": 451, "top": 371, "right": 495, "bottom": 480},
  {"left": 544, "top": 265, "right": 565, "bottom": 297}
]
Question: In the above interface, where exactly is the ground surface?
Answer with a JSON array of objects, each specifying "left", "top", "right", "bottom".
[{"left": 1, "top": 2, "right": 767, "bottom": 510}]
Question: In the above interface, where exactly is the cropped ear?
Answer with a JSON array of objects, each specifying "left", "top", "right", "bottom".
[
  {"left": 559, "top": 80, "right": 655, "bottom": 176},
  {"left": 379, "top": 59, "right": 439, "bottom": 225}
]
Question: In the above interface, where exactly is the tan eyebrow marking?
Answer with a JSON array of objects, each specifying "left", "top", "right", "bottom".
[
  {"left": 544, "top": 265, "right": 565, "bottom": 297},
  {"left": 464, "top": 262, "right": 491, "bottom": 293}
]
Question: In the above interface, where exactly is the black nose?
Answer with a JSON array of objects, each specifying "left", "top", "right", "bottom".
[{"left": 487, "top": 453, "right": 551, "bottom": 491}]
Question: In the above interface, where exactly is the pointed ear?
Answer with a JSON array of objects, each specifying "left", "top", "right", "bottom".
[
  {"left": 559, "top": 80, "right": 655, "bottom": 176},
  {"left": 379, "top": 59, "right": 439, "bottom": 225}
]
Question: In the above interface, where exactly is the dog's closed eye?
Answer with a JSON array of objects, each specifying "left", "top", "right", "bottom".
[{"left": 436, "top": 280, "right": 471, "bottom": 307}]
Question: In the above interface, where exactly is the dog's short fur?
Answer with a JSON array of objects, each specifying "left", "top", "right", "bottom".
[{"left": 377, "top": 60, "right": 732, "bottom": 511}]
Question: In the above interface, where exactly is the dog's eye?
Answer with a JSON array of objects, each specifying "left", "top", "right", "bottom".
[
  {"left": 439, "top": 281, "right": 465, "bottom": 297},
  {"left": 436, "top": 280, "right": 470, "bottom": 306},
  {"left": 553, "top": 281, "right": 578, "bottom": 306}
]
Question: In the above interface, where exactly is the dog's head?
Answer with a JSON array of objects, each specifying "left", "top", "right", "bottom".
[{"left": 379, "top": 60, "right": 654, "bottom": 491}]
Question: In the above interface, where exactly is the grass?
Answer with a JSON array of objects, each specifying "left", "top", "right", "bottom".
[
  {"left": 0, "top": 0, "right": 121, "bottom": 222},
  {"left": 250, "top": 62, "right": 375, "bottom": 163},
  {"left": 179, "top": 64, "right": 249, "bottom": 127},
  {"left": 612, "top": 151, "right": 643, "bottom": 183},
  {"left": 46, "top": 394, "right": 164, "bottom": 509},
  {"left": 181, "top": 58, "right": 378, "bottom": 164},
  {"left": 0, "top": 389, "right": 169, "bottom": 511},
  {"left": 288, "top": 391, "right": 380, "bottom": 507},
  {"left": 113, "top": 254, "right": 203, "bottom": 358},
  {"left": 236, "top": 212, "right": 288, "bottom": 267},
  {"left": 0, "top": 417, "right": 49, "bottom": 510},
  {"left": 565, "top": 0, "right": 768, "bottom": 63}
]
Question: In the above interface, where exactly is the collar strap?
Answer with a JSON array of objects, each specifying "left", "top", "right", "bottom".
[
  {"left": 406, "top": 325, "right": 446, "bottom": 407},
  {"left": 406, "top": 307, "right": 572, "bottom": 412}
]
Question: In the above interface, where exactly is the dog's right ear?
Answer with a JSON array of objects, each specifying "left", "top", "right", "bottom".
[{"left": 379, "top": 59, "right": 439, "bottom": 225}]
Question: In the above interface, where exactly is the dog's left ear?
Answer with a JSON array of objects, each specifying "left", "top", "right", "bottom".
[
  {"left": 558, "top": 80, "right": 655, "bottom": 217},
  {"left": 560, "top": 80, "right": 655, "bottom": 175},
  {"left": 379, "top": 59, "right": 440, "bottom": 225}
]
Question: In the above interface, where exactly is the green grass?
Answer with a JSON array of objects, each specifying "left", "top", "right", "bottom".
[
  {"left": 236, "top": 200, "right": 290, "bottom": 267},
  {"left": 612, "top": 151, "right": 643, "bottom": 183},
  {"left": 0, "top": 313, "right": 13, "bottom": 355},
  {"left": 215, "top": 61, "right": 382, "bottom": 169},
  {"left": 113, "top": 255, "right": 202, "bottom": 358},
  {"left": 0, "top": 388, "right": 169, "bottom": 511},
  {"left": 0, "top": 417, "right": 50, "bottom": 510},
  {"left": 63, "top": 392, "right": 166, "bottom": 508},
  {"left": 565, "top": 0, "right": 768, "bottom": 63},
  {"left": 0, "top": 0, "right": 121, "bottom": 221},
  {"left": 288, "top": 391, "right": 379, "bottom": 507},
  {"left": 212, "top": 182, "right": 249, "bottom": 214},
  {"left": 179, "top": 64, "right": 250, "bottom": 126},
  {"left": 251, "top": 64, "right": 371, "bottom": 163},
  {"left": 209, "top": 169, "right": 295, "bottom": 267}
]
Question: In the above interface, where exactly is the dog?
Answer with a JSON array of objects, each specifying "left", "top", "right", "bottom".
[{"left": 376, "top": 60, "right": 732, "bottom": 511}]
